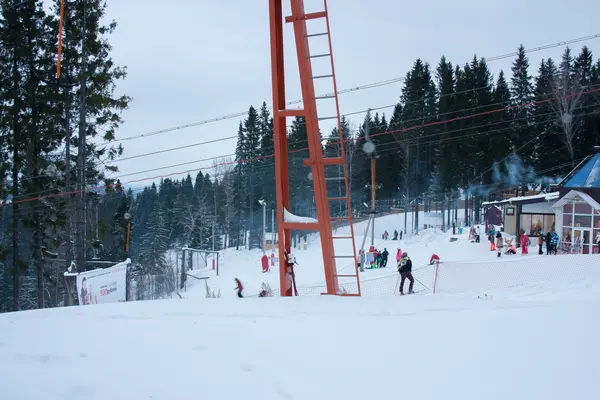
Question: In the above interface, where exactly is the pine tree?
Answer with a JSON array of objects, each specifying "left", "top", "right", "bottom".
[
  {"left": 435, "top": 56, "right": 458, "bottom": 194},
  {"left": 572, "top": 46, "right": 599, "bottom": 159},
  {"left": 51, "top": 0, "right": 131, "bottom": 273},
  {"left": 533, "top": 59, "right": 565, "bottom": 175},
  {"left": 399, "top": 59, "right": 437, "bottom": 228},
  {"left": 138, "top": 201, "right": 170, "bottom": 297},
  {"left": 488, "top": 70, "right": 514, "bottom": 191},
  {"left": 257, "top": 102, "right": 275, "bottom": 207},
  {"left": 510, "top": 45, "right": 535, "bottom": 166}
]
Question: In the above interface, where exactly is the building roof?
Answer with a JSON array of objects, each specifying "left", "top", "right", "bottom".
[
  {"left": 558, "top": 153, "right": 600, "bottom": 188},
  {"left": 551, "top": 189, "right": 600, "bottom": 211},
  {"left": 482, "top": 192, "right": 559, "bottom": 207}
]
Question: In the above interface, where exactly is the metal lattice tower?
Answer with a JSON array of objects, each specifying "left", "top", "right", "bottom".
[{"left": 269, "top": 0, "right": 361, "bottom": 296}]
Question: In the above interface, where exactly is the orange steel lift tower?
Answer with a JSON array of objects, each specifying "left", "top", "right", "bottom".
[{"left": 269, "top": 0, "right": 361, "bottom": 296}]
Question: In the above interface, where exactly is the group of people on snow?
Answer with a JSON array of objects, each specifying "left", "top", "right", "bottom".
[
  {"left": 488, "top": 225, "right": 560, "bottom": 257},
  {"left": 357, "top": 246, "right": 389, "bottom": 271},
  {"left": 381, "top": 229, "right": 405, "bottom": 241}
]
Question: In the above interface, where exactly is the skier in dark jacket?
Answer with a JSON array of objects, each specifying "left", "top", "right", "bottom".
[
  {"left": 397, "top": 252, "right": 414, "bottom": 295},
  {"left": 381, "top": 248, "right": 389, "bottom": 268}
]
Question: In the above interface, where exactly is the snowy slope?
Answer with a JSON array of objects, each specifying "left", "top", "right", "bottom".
[
  {"left": 1, "top": 284, "right": 599, "bottom": 400},
  {"left": 182, "top": 211, "right": 516, "bottom": 298}
]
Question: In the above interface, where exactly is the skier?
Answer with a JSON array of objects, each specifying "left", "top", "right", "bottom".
[
  {"left": 397, "top": 252, "right": 414, "bottom": 295},
  {"left": 474, "top": 225, "right": 480, "bottom": 243},
  {"left": 381, "top": 248, "right": 389, "bottom": 268},
  {"left": 261, "top": 254, "right": 269, "bottom": 273},
  {"left": 393, "top": 230, "right": 398, "bottom": 240},
  {"left": 538, "top": 233, "right": 544, "bottom": 255},
  {"left": 429, "top": 253, "right": 440, "bottom": 265},
  {"left": 234, "top": 278, "right": 244, "bottom": 298}
]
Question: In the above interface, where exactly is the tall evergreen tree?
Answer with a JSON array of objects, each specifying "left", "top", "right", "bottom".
[{"left": 510, "top": 45, "right": 535, "bottom": 166}]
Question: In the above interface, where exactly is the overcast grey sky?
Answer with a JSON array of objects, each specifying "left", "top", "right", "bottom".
[{"left": 88, "top": 0, "right": 600, "bottom": 190}]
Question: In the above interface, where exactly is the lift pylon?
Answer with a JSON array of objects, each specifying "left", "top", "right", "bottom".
[{"left": 269, "top": 0, "right": 361, "bottom": 296}]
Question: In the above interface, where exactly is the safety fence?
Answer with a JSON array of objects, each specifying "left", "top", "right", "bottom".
[
  {"left": 431, "top": 254, "right": 600, "bottom": 295},
  {"left": 293, "top": 254, "right": 600, "bottom": 297},
  {"left": 296, "top": 264, "right": 435, "bottom": 296}
]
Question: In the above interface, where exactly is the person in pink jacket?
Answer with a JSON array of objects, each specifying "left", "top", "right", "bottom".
[{"left": 395, "top": 248, "right": 403, "bottom": 266}]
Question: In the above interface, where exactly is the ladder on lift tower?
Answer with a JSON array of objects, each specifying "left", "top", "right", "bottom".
[{"left": 269, "top": 0, "right": 361, "bottom": 296}]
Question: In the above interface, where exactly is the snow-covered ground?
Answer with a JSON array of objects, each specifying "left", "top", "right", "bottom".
[
  {"left": 1, "top": 282, "right": 598, "bottom": 399},
  {"left": 1, "top": 210, "right": 599, "bottom": 399}
]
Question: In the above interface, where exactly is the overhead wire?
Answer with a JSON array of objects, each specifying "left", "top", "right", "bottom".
[
  {"left": 6, "top": 91, "right": 600, "bottom": 207},
  {"left": 8, "top": 34, "right": 599, "bottom": 188},
  {"left": 111, "top": 33, "right": 600, "bottom": 143}
]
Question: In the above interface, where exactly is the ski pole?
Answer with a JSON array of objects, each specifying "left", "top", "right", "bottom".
[{"left": 414, "top": 277, "right": 429, "bottom": 290}]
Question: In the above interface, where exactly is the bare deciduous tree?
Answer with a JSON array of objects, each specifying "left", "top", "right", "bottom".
[{"left": 549, "top": 59, "right": 585, "bottom": 163}]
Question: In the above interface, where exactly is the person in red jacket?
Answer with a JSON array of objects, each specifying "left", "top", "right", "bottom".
[
  {"left": 234, "top": 278, "right": 244, "bottom": 298},
  {"left": 261, "top": 254, "right": 269, "bottom": 273},
  {"left": 520, "top": 231, "right": 529, "bottom": 255},
  {"left": 429, "top": 253, "right": 440, "bottom": 265}
]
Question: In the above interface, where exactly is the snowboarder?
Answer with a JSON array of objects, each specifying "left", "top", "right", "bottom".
[
  {"left": 381, "top": 248, "right": 389, "bottom": 268},
  {"left": 398, "top": 252, "right": 414, "bottom": 295},
  {"left": 234, "top": 278, "right": 244, "bottom": 298}
]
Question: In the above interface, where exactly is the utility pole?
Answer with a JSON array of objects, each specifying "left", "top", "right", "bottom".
[
  {"left": 358, "top": 109, "right": 379, "bottom": 251},
  {"left": 258, "top": 200, "right": 266, "bottom": 254},
  {"left": 212, "top": 222, "right": 215, "bottom": 251},
  {"left": 271, "top": 208, "right": 275, "bottom": 252},
  {"left": 76, "top": 0, "right": 87, "bottom": 272},
  {"left": 370, "top": 157, "right": 377, "bottom": 246}
]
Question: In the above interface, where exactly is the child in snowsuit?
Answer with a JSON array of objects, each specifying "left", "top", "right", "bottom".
[
  {"left": 398, "top": 252, "right": 414, "bottom": 295},
  {"left": 234, "top": 278, "right": 243, "bottom": 298}
]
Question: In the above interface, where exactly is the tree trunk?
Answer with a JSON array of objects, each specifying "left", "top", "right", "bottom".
[
  {"left": 76, "top": 2, "right": 88, "bottom": 272},
  {"left": 33, "top": 209, "right": 44, "bottom": 308}
]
